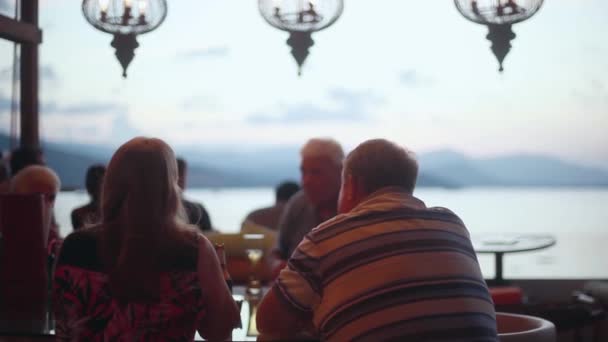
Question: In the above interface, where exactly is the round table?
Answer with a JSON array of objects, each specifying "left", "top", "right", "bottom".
[{"left": 471, "top": 234, "right": 556, "bottom": 285}]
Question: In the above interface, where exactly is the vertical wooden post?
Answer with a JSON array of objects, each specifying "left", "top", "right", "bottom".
[{"left": 20, "top": 0, "right": 40, "bottom": 149}]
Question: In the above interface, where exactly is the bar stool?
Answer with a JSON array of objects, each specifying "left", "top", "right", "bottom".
[{"left": 497, "top": 312, "right": 556, "bottom": 342}]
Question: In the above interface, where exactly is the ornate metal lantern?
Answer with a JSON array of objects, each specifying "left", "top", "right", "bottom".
[
  {"left": 82, "top": 0, "right": 167, "bottom": 77},
  {"left": 455, "top": 0, "right": 543, "bottom": 72},
  {"left": 259, "top": 0, "right": 343, "bottom": 76}
]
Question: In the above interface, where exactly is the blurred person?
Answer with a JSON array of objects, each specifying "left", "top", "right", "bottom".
[
  {"left": 242, "top": 180, "right": 300, "bottom": 232},
  {"left": 177, "top": 157, "right": 213, "bottom": 233},
  {"left": 7, "top": 146, "right": 59, "bottom": 235},
  {"left": 9, "top": 146, "right": 44, "bottom": 177},
  {"left": 71, "top": 164, "right": 106, "bottom": 230},
  {"left": 53, "top": 137, "right": 240, "bottom": 341},
  {"left": 10, "top": 165, "right": 62, "bottom": 255},
  {"left": 257, "top": 139, "right": 497, "bottom": 341},
  {"left": 274, "top": 138, "right": 343, "bottom": 260}
]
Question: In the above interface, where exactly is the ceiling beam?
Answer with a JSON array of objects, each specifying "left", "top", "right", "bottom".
[{"left": 0, "top": 14, "right": 42, "bottom": 44}]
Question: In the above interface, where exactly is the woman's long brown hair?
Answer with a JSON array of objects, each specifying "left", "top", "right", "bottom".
[{"left": 99, "top": 137, "right": 197, "bottom": 303}]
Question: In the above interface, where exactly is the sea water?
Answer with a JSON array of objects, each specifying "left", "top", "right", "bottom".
[{"left": 54, "top": 187, "right": 608, "bottom": 279}]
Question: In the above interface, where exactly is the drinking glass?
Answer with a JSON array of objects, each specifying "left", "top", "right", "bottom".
[{"left": 243, "top": 233, "right": 265, "bottom": 297}]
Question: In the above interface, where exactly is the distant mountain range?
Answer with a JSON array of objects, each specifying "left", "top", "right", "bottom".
[
  {"left": 418, "top": 150, "right": 608, "bottom": 187},
  {"left": 2, "top": 134, "right": 608, "bottom": 189}
]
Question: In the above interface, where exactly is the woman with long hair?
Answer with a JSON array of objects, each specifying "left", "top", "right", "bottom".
[{"left": 53, "top": 137, "right": 240, "bottom": 341}]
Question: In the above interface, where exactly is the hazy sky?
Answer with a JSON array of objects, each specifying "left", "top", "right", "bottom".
[{"left": 1, "top": 0, "right": 607, "bottom": 169}]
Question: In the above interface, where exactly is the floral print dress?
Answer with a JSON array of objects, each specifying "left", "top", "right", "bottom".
[{"left": 53, "top": 230, "right": 206, "bottom": 341}]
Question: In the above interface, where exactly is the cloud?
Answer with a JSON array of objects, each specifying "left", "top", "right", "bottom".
[
  {"left": 0, "top": 63, "right": 59, "bottom": 83},
  {"left": 328, "top": 88, "right": 384, "bottom": 108},
  {"left": 571, "top": 79, "right": 608, "bottom": 105},
  {"left": 44, "top": 102, "right": 127, "bottom": 115},
  {"left": 176, "top": 46, "right": 230, "bottom": 60},
  {"left": 40, "top": 65, "right": 59, "bottom": 82},
  {"left": 109, "top": 113, "right": 141, "bottom": 142},
  {"left": 0, "top": 93, "right": 135, "bottom": 144},
  {"left": 591, "top": 79, "right": 605, "bottom": 92},
  {"left": 180, "top": 96, "right": 219, "bottom": 111},
  {"left": 39, "top": 111, "right": 141, "bottom": 145},
  {"left": 247, "top": 87, "right": 383, "bottom": 125},
  {"left": 248, "top": 103, "right": 361, "bottom": 124},
  {"left": 400, "top": 69, "right": 434, "bottom": 87},
  {"left": 0, "top": 86, "right": 126, "bottom": 118}
]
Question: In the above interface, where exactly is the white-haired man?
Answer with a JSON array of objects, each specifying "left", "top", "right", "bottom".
[
  {"left": 274, "top": 138, "right": 344, "bottom": 261},
  {"left": 257, "top": 139, "right": 497, "bottom": 341}
]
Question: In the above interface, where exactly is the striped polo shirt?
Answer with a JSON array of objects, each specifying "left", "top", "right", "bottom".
[{"left": 274, "top": 186, "right": 498, "bottom": 341}]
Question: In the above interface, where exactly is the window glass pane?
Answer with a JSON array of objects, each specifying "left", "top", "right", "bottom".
[
  {"left": 24, "top": 1, "right": 608, "bottom": 280},
  {"left": 0, "top": 37, "right": 19, "bottom": 162},
  {"left": 0, "top": 0, "right": 17, "bottom": 18},
  {"left": 0, "top": 0, "right": 19, "bottom": 154}
]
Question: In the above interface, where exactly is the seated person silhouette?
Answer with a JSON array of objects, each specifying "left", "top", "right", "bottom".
[
  {"left": 11, "top": 165, "right": 61, "bottom": 255},
  {"left": 274, "top": 138, "right": 344, "bottom": 260},
  {"left": 8, "top": 147, "right": 62, "bottom": 253},
  {"left": 10, "top": 165, "right": 62, "bottom": 255},
  {"left": 53, "top": 137, "right": 240, "bottom": 340},
  {"left": 3, "top": 165, "right": 60, "bottom": 332},
  {"left": 177, "top": 158, "right": 213, "bottom": 232},
  {"left": 8, "top": 146, "right": 45, "bottom": 177},
  {"left": 243, "top": 180, "right": 300, "bottom": 232},
  {"left": 71, "top": 164, "right": 106, "bottom": 230}
]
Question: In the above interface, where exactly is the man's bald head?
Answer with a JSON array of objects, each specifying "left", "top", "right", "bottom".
[{"left": 11, "top": 165, "right": 61, "bottom": 201}]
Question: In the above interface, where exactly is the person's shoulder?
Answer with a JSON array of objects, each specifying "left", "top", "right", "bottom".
[
  {"left": 62, "top": 227, "right": 100, "bottom": 248},
  {"left": 428, "top": 206, "right": 455, "bottom": 214},
  {"left": 278, "top": 191, "right": 311, "bottom": 228},
  {"left": 183, "top": 196, "right": 204, "bottom": 207},
  {"left": 247, "top": 206, "right": 268, "bottom": 216},
  {"left": 192, "top": 233, "right": 219, "bottom": 269},
  {"left": 304, "top": 211, "right": 354, "bottom": 245},
  {"left": 57, "top": 227, "right": 102, "bottom": 269},
  {"left": 159, "top": 228, "right": 202, "bottom": 271},
  {"left": 426, "top": 206, "right": 464, "bottom": 223},
  {"left": 284, "top": 190, "right": 310, "bottom": 211},
  {"left": 246, "top": 206, "right": 272, "bottom": 219},
  {"left": 291, "top": 190, "right": 307, "bottom": 202},
  {"left": 307, "top": 203, "right": 463, "bottom": 241},
  {"left": 72, "top": 202, "right": 97, "bottom": 216},
  {"left": 182, "top": 197, "right": 207, "bottom": 214},
  {"left": 196, "top": 233, "right": 214, "bottom": 254},
  {"left": 71, "top": 204, "right": 87, "bottom": 215}
]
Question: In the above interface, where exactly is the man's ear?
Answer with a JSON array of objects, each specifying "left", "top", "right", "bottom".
[
  {"left": 344, "top": 173, "right": 355, "bottom": 201},
  {"left": 350, "top": 175, "right": 368, "bottom": 203}
]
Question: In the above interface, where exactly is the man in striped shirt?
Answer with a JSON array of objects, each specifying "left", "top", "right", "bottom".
[{"left": 257, "top": 138, "right": 498, "bottom": 341}]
